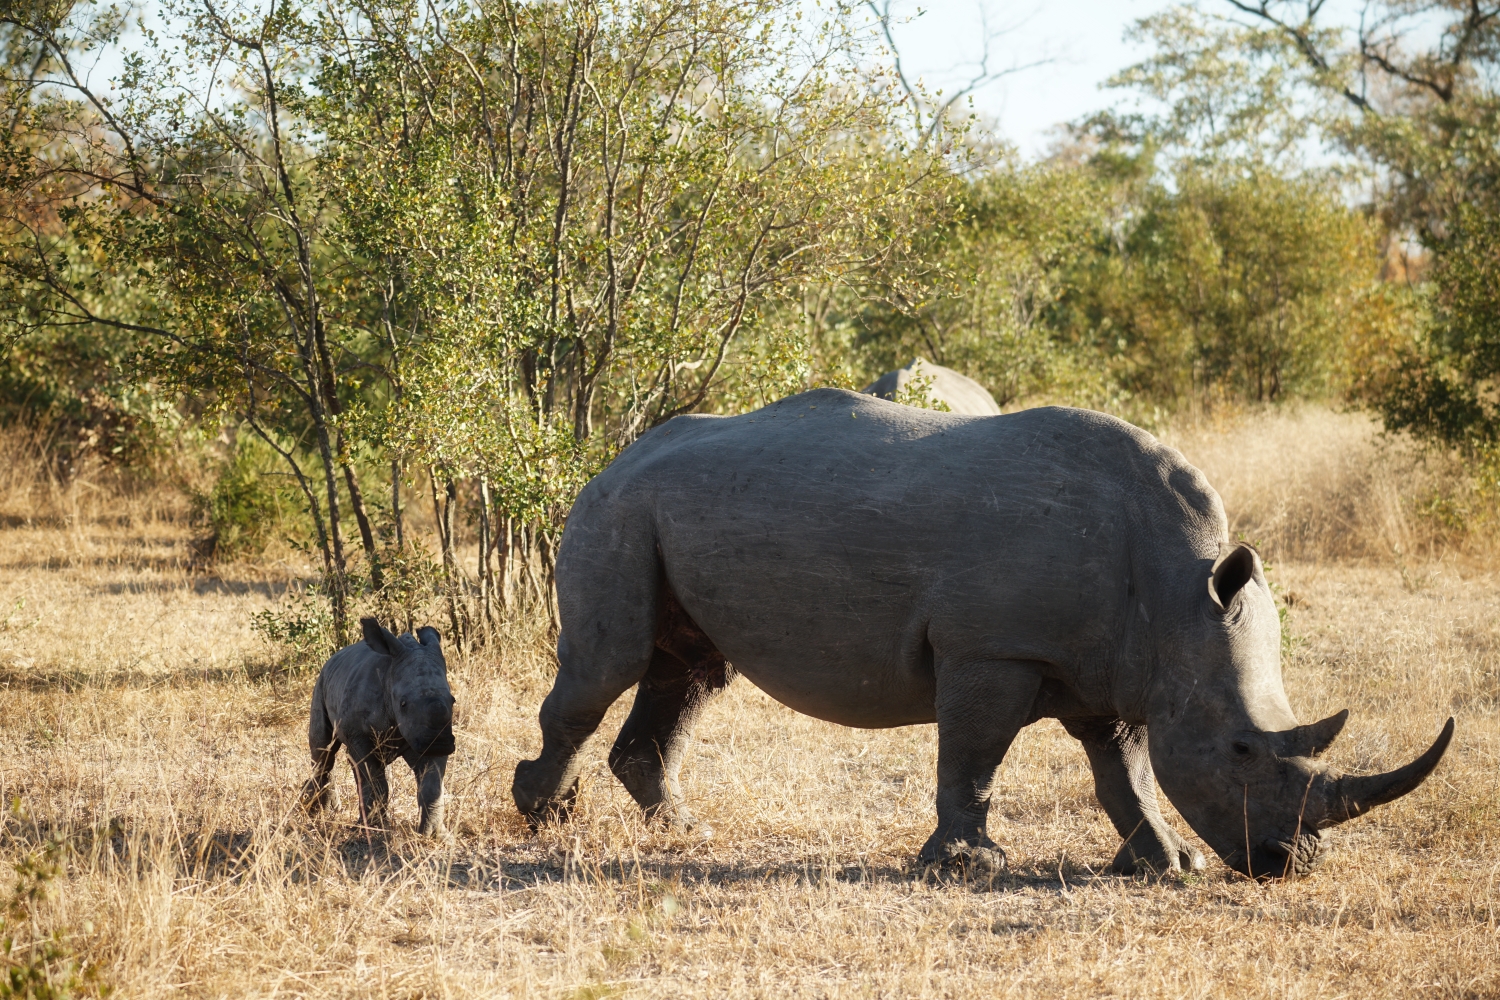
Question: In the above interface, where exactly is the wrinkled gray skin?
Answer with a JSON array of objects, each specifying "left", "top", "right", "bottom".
[
  {"left": 303, "top": 618, "right": 456, "bottom": 836},
  {"left": 513, "top": 388, "right": 1454, "bottom": 879},
  {"left": 863, "top": 358, "right": 1002, "bottom": 416}
]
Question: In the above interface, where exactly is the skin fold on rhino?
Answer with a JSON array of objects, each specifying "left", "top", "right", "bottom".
[
  {"left": 303, "top": 618, "right": 456, "bottom": 837},
  {"left": 513, "top": 388, "right": 1454, "bottom": 879}
]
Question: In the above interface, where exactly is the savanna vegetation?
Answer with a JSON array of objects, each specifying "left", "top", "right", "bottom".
[{"left": 0, "top": 0, "right": 1498, "bottom": 996}]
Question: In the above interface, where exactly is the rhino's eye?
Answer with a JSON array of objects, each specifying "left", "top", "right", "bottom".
[
  {"left": 400, "top": 699, "right": 408, "bottom": 709},
  {"left": 1232, "top": 741, "right": 1252, "bottom": 756}
]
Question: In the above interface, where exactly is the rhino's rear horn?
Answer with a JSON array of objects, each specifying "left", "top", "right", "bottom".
[
  {"left": 1321, "top": 718, "right": 1455, "bottom": 828},
  {"left": 1273, "top": 709, "right": 1349, "bottom": 758}
]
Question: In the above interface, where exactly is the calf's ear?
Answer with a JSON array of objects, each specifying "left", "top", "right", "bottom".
[
  {"left": 361, "top": 617, "right": 402, "bottom": 657},
  {"left": 416, "top": 626, "right": 441, "bottom": 649}
]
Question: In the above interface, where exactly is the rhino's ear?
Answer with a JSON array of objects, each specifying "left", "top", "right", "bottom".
[
  {"left": 361, "top": 617, "right": 402, "bottom": 657},
  {"left": 1208, "top": 544, "right": 1261, "bottom": 610},
  {"left": 416, "top": 626, "right": 441, "bottom": 650}
]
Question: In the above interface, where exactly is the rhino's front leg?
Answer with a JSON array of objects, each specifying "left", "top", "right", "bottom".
[
  {"left": 920, "top": 659, "right": 1043, "bottom": 874},
  {"left": 1060, "top": 716, "right": 1204, "bottom": 875},
  {"left": 408, "top": 754, "right": 449, "bottom": 837},
  {"left": 346, "top": 735, "right": 391, "bottom": 829}
]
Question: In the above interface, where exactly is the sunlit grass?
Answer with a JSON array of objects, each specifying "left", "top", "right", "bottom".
[{"left": 0, "top": 409, "right": 1496, "bottom": 998}]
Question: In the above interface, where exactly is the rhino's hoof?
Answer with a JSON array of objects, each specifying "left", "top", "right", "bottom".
[
  {"left": 512, "top": 762, "right": 580, "bottom": 828},
  {"left": 1112, "top": 832, "right": 1205, "bottom": 876},
  {"left": 921, "top": 840, "right": 1007, "bottom": 878},
  {"left": 300, "top": 783, "right": 339, "bottom": 816}
]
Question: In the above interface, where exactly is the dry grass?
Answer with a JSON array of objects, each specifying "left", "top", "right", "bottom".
[
  {"left": 1162, "top": 405, "right": 1482, "bottom": 564},
  {"left": 1, "top": 407, "right": 1498, "bottom": 998}
]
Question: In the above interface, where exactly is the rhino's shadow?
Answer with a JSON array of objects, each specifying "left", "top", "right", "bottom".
[
  {"left": 309, "top": 837, "right": 1170, "bottom": 896},
  {"left": 0, "top": 817, "right": 1188, "bottom": 896}
]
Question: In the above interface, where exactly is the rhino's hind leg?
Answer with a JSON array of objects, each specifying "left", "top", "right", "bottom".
[
  {"left": 608, "top": 593, "right": 733, "bottom": 832},
  {"left": 1060, "top": 717, "right": 1204, "bottom": 876},
  {"left": 920, "top": 659, "right": 1043, "bottom": 875},
  {"left": 301, "top": 693, "right": 341, "bottom": 814},
  {"left": 301, "top": 739, "right": 342, "bottom": 815},
  {"left": 513, "top": 593, "right": 659, "bottom": 826}
]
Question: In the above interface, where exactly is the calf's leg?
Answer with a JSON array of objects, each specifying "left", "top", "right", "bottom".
[
  {"left": 406, "top": 754, "right": 449, "bottom": 837},
  {"left": 608, "top": 608, "right": 733, "bottom": 831},
  {"left": 1060, "top": 716, "right": 1204, "bottom": 875},
  {"left": 920, "top": 659, "right": 1042, "bottom": 873},
  {"left": 345, "top": 735, "right": 391, "bottom": 828}
]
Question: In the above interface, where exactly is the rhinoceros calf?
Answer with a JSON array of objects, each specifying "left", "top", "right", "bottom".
[
  {"left": 513, "top": 388, "right": 1453, "bottom": 879},
  {"left": 303, "top": 618, "right": 456, "bottom": 836},
  {"left": 863, "top": 358, "right": 1002, "bottom": 416}
]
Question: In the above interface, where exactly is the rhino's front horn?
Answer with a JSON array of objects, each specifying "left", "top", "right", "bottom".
[
  {"left": 1273, "top": 709, "right": 1350, "bottom": 758},
  {"left": 1321, "top": 718, "right": 1455, "bottom": 828}
]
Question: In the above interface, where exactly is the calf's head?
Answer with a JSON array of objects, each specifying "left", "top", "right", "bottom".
[
  {"left": 362, "top": 617, "right": 456, "bottom": 758},
  {"left": 1148, "top": 544, "right": 1453, "bottom": 879}
]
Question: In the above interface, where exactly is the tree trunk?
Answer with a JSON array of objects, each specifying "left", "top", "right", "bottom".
[
  {"left": 391, "top": 459, "right": 405, "bottom": 551},
  {"left": 343, "top": 460, "right": 384, "bottom": 590},
  {"left": 429, "top": 468, "right": 466, "bottom": 648}
]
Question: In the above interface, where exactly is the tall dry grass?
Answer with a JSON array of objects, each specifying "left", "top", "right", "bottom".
[
  {"left": 1162, "top": 406, "right": 1481, "bottom": 564},
  {"left": 0, "top": 406, "right": 1495, "bottom": 998}
]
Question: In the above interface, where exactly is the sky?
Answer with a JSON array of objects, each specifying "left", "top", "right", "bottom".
[
  {"left": 873, "top": 0, "right": 1168, "bottom": 157},
  {"left": 878, "top": 0, "right": 1377, "bottom": 159}
]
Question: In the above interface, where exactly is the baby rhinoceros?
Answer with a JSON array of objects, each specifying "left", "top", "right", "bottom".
[{"left": 302, "top": 618, "right": 456, "bottom": 836}]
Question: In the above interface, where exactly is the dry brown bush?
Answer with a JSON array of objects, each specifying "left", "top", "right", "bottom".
[{"left": 0, "top": 405, "right": 1495, "bottom": 998}]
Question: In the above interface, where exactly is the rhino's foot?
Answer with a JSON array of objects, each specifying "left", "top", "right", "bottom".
[
  {"left": 418, "top": 804, "right": 450, "bottom": 840},
  {"left": 357, "top": 804, "right": 391, "bottom": 830},
  {"left": 1111, "top": 829, "right": 1205, "bottom": 876},
  {"left": 513, "top": 761, "right": 579, "bottom": 828},
  {"left": 919, "top": 837, "right": 1007, "bottom": 878},
  {"left": 300, "top": 780, "right": 339, "bottom": 815},
  {"left": 640, "top": 801, "right": 712, "bottom": 839}
]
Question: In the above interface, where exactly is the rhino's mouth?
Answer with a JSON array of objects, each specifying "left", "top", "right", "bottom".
[
  {"left": 1233, "top": 832, "right": 1327, "bottom": 880},
  {"left": 411, "top": 726, "right": 456, "bottom": 758}
]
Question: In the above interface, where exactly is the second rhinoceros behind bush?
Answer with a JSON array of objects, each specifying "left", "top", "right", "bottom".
[{"left": 863, "top": 358, "right": 1001, "bottom": 416}]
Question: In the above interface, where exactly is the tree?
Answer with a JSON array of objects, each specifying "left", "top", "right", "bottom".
[
  {"left": 1224, "top": 0, "right": 1500, "bottom": 444},
  {"left": 852, "top": 162, "right": 1107, "bottom": 407},
  {"left": 1052, "top": 6, "right": 1383, "bottom": 411},
  {"left": 1063, "top": 169, "right": 1375, "bottom": 406},
  {"left": 0, "top": 0, "right": 933, "bottom": 644}
]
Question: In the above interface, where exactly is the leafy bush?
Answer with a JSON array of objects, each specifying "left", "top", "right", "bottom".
[
  {"left": 250, "top": 588, "right": 337, "bottom": 674},
  {"left": 191, "top": 433, "right": 288, "bottom": 562}
]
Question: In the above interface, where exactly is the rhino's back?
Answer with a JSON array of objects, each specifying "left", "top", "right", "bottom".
[
  {"left": 317, "top": 642, "right": 389, "bottom": 735},
  {"left": 567, "top": 388, "right": 1225, "bottom": 723}
]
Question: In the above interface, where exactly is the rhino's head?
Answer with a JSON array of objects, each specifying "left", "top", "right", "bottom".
[
  {"left": 1147, "top": 544, "right": 1453, "bottom": 880},
  {"left": 363, "top": 617, "right": 456, "bottom": 758}
]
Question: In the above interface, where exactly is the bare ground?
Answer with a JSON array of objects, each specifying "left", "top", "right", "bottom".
[{"left": 1, "top": 412, "right": 1498, "bottom": 998}]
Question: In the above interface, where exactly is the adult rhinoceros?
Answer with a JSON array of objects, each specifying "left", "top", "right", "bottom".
[
  {"left": 863, "top": 358, "right": 1002, "bottom": 416},
  {"left": 513, "top": 389, "right": 1453, "bottom": 879}
]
